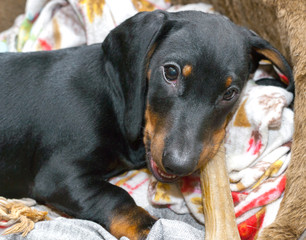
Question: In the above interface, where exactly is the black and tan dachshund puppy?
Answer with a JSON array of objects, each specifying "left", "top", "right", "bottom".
[{"left": 0, "top": 10, "right": 293, "bottom": 240}]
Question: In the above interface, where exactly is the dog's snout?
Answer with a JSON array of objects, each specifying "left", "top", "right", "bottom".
[{"left": 162, "top": 149, "right": 197, "bottom": 176}]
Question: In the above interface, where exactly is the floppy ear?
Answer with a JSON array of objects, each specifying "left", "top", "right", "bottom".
[
  {"left": 245, "top": 29, "right": 294, "bottom": 93},
  {"left": 102, "top": 10, "right": 170, "bottom": 143}
]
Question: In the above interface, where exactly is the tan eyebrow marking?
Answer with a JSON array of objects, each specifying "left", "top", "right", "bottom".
[
  {"left": 182, "top": 65, "right": 192, "bottom": 77},
  {"left": 225, "top": 76, "right": 233, "bottom": 88}
]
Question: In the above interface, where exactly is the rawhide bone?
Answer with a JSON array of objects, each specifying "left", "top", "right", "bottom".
[{"left": 200, "top": 143, "right": 240, "bottom": 240}]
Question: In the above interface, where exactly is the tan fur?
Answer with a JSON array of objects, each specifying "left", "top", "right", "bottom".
[
  {"left": 254, "top": 48, "right": 288, "bottom": 77},
  {"left": 225, "top": 76, "right": 232, "bottom": 88},
  {"left": 110, "top": 206, "right": 154, "bottom": 240},
  {"left": 197, "top": 122, "right": 226, "bottom": 169},
  {"left": 2, "top": 0, "right": 305, "bottom": 238},
  {"left": 171, "top": 0, "right": 306, "bottom": 238},
  {"left": 144, "top": 105, "right": 167, "bottom": 171},
  {"left": 182, "top": 64, "right": 193, "bottom": 77}
]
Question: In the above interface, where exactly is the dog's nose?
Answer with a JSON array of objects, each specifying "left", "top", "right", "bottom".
[{"left": 162, "top": 150, "right": 197, "bottom": 176}]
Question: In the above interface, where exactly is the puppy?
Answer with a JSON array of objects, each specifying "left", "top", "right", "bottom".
[{"left": 0, "top": 10, "right": 293, "bottom": 240}]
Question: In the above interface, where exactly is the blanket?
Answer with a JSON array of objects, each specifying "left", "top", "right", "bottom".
[
  {"left": 109, "top": 70, "right": 293, "bottom": 240},
  {"left": 0, "top": 1, "right": 294, "bottom": 239}
]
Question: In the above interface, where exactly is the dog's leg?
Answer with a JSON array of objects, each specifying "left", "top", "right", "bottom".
[
  {"left": 32, "top": 161, "right": 156, "bottom": 240},
  {"left": 109, "top": 200, "right": 157, "bottom": 240},
  {"left": 36, "top": 179, "right": 155, "bottom": 240}
]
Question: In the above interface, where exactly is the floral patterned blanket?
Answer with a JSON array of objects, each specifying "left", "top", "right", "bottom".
[
  {"left": 110, "top": 69, "right": 293, "bottom": 240},
  {"left": 0, "top": 1, "right": 294, "bottom": 239}
]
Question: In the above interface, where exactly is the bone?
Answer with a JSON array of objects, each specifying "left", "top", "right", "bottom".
[{"left": 200, "top": 143, "right": 240, "bottom": 240}]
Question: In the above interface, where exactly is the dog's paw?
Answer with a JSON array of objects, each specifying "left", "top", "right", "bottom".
[{"left": 110, "top": 206, "right": 156, "bottom": 240}]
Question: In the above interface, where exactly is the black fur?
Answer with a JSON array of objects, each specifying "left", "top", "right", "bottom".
[{"left": 0, "top": 10, "right": 293, "bottom": 239}]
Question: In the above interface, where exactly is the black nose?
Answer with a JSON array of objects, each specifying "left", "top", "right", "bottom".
[{"left": 162, "top": 149, "right": 197, "bottom": 176}]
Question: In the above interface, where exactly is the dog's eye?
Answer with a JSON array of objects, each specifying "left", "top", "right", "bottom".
[
  {"left": 163, "top": 65, "right": 179, "bottom": 82},
  {"left": 223, "top": 87, "right": 239, "bottom": 101}
]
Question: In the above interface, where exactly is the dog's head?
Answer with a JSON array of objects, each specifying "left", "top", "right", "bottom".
[{"left": 102, "top": 10, "right": 294, "bottom": 182}]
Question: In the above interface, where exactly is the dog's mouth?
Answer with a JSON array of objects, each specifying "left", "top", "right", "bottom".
[{"left": 147, "top": 152, "right": 180, "bottom": 183}]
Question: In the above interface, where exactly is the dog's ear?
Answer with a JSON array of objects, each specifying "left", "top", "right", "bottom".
[
  {"left": 102, "top": 10, "right": 170, "bottom": 143},
  {"left": 244, "top": 29, "right": 294, "bottom": 93}
]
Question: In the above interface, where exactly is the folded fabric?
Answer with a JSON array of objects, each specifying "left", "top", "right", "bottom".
[
  {"left": 145, "top": 64, "right": 293, "bottom": 239},
  {"left": 0, "top": 0, "right": 172, "bottom": 52},
  {"left": 111, "top": 74, "right": 293, "bottom": 240},
  {"left": 0, "top": 1, "right": 294, "bottom": 240}
]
